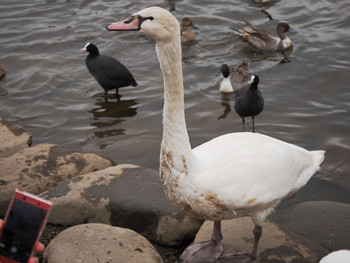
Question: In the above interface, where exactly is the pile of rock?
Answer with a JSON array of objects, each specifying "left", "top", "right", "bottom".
[
  {"left": 0, "top": 118, "right": 202, "bottom": 262},
  {"left": 1, "top": 118, "right": 349, "bottom": 263}
]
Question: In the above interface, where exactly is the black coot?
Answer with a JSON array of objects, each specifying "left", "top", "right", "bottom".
[
  {"left": 81, "top": 42, "right": 138, "bottom": 96},
  {"left": 234, "top": 74, "right": 264, "bottom": 132}
]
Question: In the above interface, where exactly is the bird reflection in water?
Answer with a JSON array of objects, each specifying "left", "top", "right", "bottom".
[
  {"left": 88, "top": 95, "right": 138, "bottom": 140},
  {"left": 217, "top": 93, "right": 234, "bottom": 120}
]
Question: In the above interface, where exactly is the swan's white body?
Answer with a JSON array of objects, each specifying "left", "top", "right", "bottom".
[
  {"left": 107, "top": 6, "right": 325, "bottom": 261},
  {"left": 320, "top": 250, "right": 350, "bottom": 263}
]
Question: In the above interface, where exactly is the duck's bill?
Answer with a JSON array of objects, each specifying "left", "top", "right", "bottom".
[
  {"left": 289, "top": 28, "right": 297, "bottom": 33},
  {"left": 106, "top": 16, "right": 140, "bottom": 31}
]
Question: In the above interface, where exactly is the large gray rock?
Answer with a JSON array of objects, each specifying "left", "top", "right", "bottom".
[
  {"left": 0, "top": 117, "right": 32, "bottom": 158},
  {"left": 0, "top": 143, "right": 113, "bottom": 215},
  {"left": 41, "top": 164, "right": 203, "bottom": 246},
  {"left": 194, "top": 218, "right": 327, "bottom": 263},
  {"left": 284, "top": 201, "right": 350, "bottom": 252},
  {"left": 43, "top": 223, "right": 163, "bottom": 263}
]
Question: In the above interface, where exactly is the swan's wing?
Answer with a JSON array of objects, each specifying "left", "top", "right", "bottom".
[{"left": 191, "top": 132, "right": 324, "bottom": 209}]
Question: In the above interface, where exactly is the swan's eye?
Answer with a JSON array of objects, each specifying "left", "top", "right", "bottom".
[{"left": 149, "top": 16, "right": 154, "bottom": 21}]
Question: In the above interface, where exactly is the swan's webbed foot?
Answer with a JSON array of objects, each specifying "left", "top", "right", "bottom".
[
  {"left": 180, "top": 221, "right": 223, "bottom": 263},
  {"left": 180, "top": 239, "right": 223, "bottom": 263}
]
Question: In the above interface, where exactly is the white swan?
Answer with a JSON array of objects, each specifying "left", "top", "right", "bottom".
[
  {"left": 319, "top": 250, "right": 350, "bottom": 263},
  {"left": 107, "top": 7, "right": 325, "bottom": 263}
]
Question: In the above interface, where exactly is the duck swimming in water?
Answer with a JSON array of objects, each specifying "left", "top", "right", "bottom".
[
  {"left": 234, "top": 19, "right": 297, "bottom": 51},
  {"left": 217, "top": 57, "right": 251, "bottom": 93},
  {"left": 107, "top": 7, "right": 325, "bottom": 263},
  {"left": 181, "top": 17, "right": 196, "bottom": 43}
]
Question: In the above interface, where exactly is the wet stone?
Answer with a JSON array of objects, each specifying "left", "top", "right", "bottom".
[
  {"left": 284, "top": 201, "right": 350, "bottom": 252},
  {"left": 41, "top": 164, "right": 203, "bottom": 246},
  {"left": 0, "top": 143, "right": 113, "bottom": 215},
  {"left": 195, "top": 218, "right": 327, "bottom": 263},
  {"left": 0, "top": 117, "right": 32, "bottom": 158}
]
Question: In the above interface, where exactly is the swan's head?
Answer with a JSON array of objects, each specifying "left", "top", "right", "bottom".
[{"left": 106, "top": 6, "right": 180, "bottom": 43}]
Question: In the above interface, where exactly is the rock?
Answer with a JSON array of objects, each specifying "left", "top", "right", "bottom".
[
  {"left": 0, "top": 64, "right": 5, "bottom": 80},
  {"left": 0, "top": 117, "right": 32, "bottom": 158},
  {"left": 284, "top": 201, "right": 350, "bottom": 252},
  {"left": 194, "top": 218, "right": 327, "bottom": 263},
  {"left": 43, "top": 223, "right": 163, "bottom": 263},
  {"left": 41, "top": 164, "right": 203, "bottom": 246},
  {"left": 0, "top": 143, "right": 112, "bottom": 215}
]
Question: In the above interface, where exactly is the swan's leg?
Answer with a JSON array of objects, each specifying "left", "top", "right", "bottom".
[
  {"left": 251, "top": 225, "right": 262, "bottom": 257},
  {"left": 218, "top": 225, "right": 262, "bottom": 263},
  {"left": 180, "top": 221, "right": 223, "bottom": 263},
  {"left": 252, "top": 116, "right": 255, "bottom": 132}
]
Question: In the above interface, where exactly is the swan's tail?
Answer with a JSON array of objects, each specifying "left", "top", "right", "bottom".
[
  {"left": 293, "top": 150, "right": 325, "bottom": 192},
  {"left": 312, "top": 150, "right": 326, "bottom": 166}
]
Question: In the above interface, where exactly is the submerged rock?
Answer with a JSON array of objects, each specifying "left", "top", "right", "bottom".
[
  {"left": 41, "top": 164, "right": 203, "bottom": 246},
  {"left": 43, "top": 223, "right": 163, "bottom": 263},
  {"left": 284, "top": 201, "right": 350, "bottom": 252}
]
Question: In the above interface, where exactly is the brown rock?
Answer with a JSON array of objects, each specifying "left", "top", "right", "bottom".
[
  {"left": 195, "top": 218, "right": 327, "bottom": 263},
  {"left": 0, "top": 143, "right": 112, "bottom": 215},
  {"left": 43, "top": 223, "right": 164, "bottom": 263},
  {"left": 0, "top": 117, "right": 32, "bottom": 158}
]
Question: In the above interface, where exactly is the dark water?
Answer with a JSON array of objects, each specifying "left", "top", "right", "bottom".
[{"left": 1, "top": 0, "right": 350, "bottom": 247}]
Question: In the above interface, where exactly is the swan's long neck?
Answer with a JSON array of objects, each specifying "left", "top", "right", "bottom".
[{"left": 156, "top": 34, "right": 192, "bottom": 190}]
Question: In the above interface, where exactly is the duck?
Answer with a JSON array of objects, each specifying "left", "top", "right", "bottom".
[
  {"left": 217, "top": 57, "right": 251, "bottom": 93},
  {"left": 181, "top": 17, "right": 196, "bottom": 43},
  {"left": 319, "top": 250, "right": 350, "bottom": 263},
  {"left": 107, "top": 7, "right": 325, "bottom": 263},
  {"left": 233, "top": 18, "right": 297, "bottom": 51},
  {"left": 80, "top": 42, "right": 137, "bottom": 96},
  {"left": 234, "top": 74, "right": 264, "bottom": 132}
]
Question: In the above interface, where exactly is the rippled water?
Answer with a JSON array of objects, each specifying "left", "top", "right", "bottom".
[{"left": 1, "top": 0, "right": 350, "bottom": 241}]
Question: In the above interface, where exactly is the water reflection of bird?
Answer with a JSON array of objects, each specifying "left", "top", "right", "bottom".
[
  {"left": 88, "top": 97, "right": 137, "bottom": 138},
  {"left": 217, "top": 93, "right": 233, "bottom": 120},
  {"left": 0, "top": 64, "right": 5, "bottom": 80},
  {"left": 234, "top": 74, "right": 264, "bottom": 132},
  {"left": 181, "top": 17, "right": 196, "bottom": 43},
  {"left": 107, "top": 7, "right": 325, "bottom": 263},
  {"left": 80, "top": 43, "right": 138, "bottom": 97},
  {"left": 217, "top": 57, "right": 251, "bottom": 93},
  {"left": 233, "top": 19, "right": 297, "bottom": 51}
]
